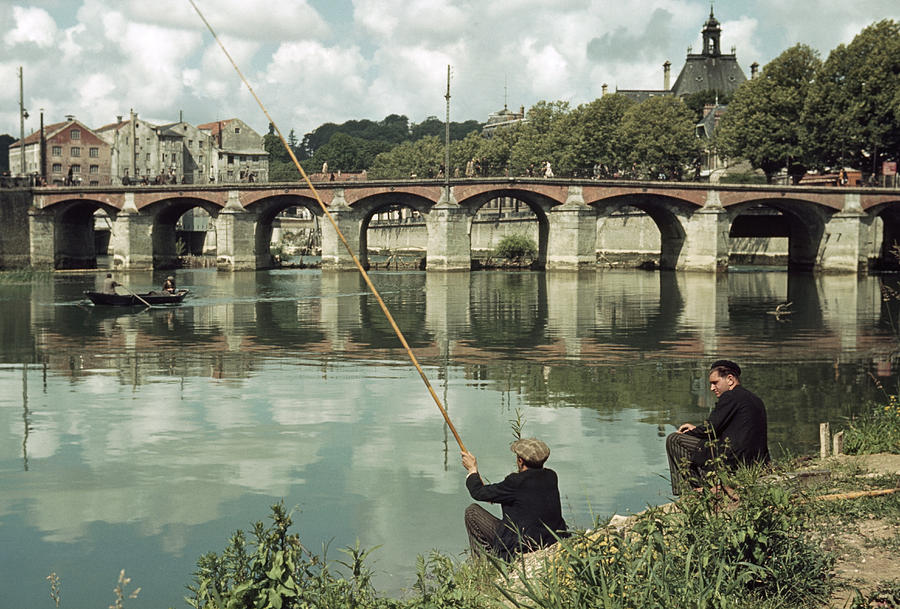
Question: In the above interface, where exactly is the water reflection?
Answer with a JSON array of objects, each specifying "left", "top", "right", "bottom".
[{"left": 0, "top": 269, "right": 898, "bottom": 608}]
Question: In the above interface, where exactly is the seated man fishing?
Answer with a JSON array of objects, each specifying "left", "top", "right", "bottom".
[
  {"left": 461, "top": 438, "right": 568, "bottom": 560},
  {"left": 666, "top": 359, "right": 770, "bottom": 495}
]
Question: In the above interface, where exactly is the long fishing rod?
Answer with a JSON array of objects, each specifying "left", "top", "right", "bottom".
[{"left": 188, "top": 0, "right": 467, "bottom": 453}]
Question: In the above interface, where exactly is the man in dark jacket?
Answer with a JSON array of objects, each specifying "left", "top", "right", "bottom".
[
  {"left": 461, "top": 438, "right": 568, "bottom": 560},
  {"left": 666, "top": 359, "right": 770, "bottom": 494}
]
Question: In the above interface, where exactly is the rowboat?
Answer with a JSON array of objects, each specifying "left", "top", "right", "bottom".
[{"left": 84, "top": 290, "right": 189, "bottom": 306}]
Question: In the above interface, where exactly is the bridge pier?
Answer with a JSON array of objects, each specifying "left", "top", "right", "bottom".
[
  {"left": 426, "top": 189, "right": 471, "bottom": 271},
  {"left": 547, "top": 187, "right": 597, "bottom": 270},
  {"left": 320, "top": 191, "right": 363, "bottom": 271},
  {"left": 214, "top": 192, "right": 258, "bottom": 271},
  {"left": 110, "top": 210, "right": 154, "bottom": 269},
  {"left": 818, "top": 196, "right": 870, "bottom": 273},
  {"left": 28, "top": 209, "right": 55, "bottom": 269},
  {"left": 675, "top": 206, "right": 729, "bottom": 272}
]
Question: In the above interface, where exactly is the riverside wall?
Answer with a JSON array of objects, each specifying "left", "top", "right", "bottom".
[{"left": 0, "top": 189, "right": 33, "bottom": 268}]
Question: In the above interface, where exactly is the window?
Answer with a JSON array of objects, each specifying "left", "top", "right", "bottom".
[
  {"left": 71, "top": 164, "right": 81, "bottom": 174},
  {"left": 234, "top": 127, "right": 241, "bottom": 134},
  {"left": 188, "top": 139, "right": 193, "bottom": 148},
  {"left": 146, "top": 153, "right": 150, "bottom": 161},
  {"left": 172, "top": 153, "right": 177, "bottom": 163},
  {"left": 89, "top": 147, "right": 99, "bottom": 158},
  {"left": 52, "top": 146, "right": 62, "bottom": 156},
  {"left": 90, "top": 165, "right": 99, "bottom": 174},
  {"left": 70, "top": 147, "right": 81, "bottom": 157},
  {"left": 52, "top": 163, "right": 62, "bottom": 173},
  {"left": 90, "top": 181, "right": 99, "bottom": 186},
  {"left": 228, "top": 155, "right": 234, "bottom": 164},
  {"left": 70, "top": 129, "right": 80, "bottom": 140}
]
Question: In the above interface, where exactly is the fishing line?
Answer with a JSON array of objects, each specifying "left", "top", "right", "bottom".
[{"left": 188, "top": 0, "right": 466, "bottom": 452}]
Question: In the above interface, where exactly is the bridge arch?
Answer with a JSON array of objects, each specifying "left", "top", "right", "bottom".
[
  {"left": 141, "top": 197, "right": 223, "bottom": 269},
  {"left": 351, "top": 192, "right": 435, "bottom": 269},
  {"left": 725, "top": 198, "right": 830, "bottom": 271},
  {"left": 861, "top": 198, "right": 900, "bottom": 270},
  {"left": 42, "top": 197, "right": 121, "bottom": 269},
  {"left": 246, "top": 194, "right": 325, "bottom": 267},
  {"left": 589, "top": 194, "right": 696, "bottom": 270},
  {"left": 457, "top": 188, "right": 558, "bottom": 269}
]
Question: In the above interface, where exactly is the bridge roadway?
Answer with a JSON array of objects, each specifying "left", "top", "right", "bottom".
[{"left": 8, "top": 178, "right": 900, "bottom": 272}]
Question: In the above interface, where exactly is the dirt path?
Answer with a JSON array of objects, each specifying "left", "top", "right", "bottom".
[{"left": 821, "top": 453, "right": 900, "bottom": 607}]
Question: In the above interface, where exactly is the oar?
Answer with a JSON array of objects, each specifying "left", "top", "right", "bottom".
[{"left": 119, "top": 284, "right": 153, "bottom": 308}]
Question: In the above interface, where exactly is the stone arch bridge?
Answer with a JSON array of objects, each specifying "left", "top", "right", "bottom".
[{"left": 16, "top": 178, "right": 900, "bottom": 273}]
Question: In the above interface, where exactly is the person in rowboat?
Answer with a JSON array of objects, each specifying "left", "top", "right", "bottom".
[
  {"left": 162, "top": 276, "right": 177, "bottom": 294},
  {"left": 461, "top": 438, "right": 568, "bottom": 560},
  {"left": 102, "top": 273, "right": 120, "bottom": 295},
  {"left": 666, "top": 359, "right": 770, "bottom": 495}
]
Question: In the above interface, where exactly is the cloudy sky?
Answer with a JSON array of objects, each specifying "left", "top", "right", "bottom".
[{"left": 1, "top": 0, "right": 898, "bottom": 141}]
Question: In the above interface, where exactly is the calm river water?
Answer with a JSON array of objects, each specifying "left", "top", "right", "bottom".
[{"left": 1, "top": 268, "right": 899, "bottom": 608}]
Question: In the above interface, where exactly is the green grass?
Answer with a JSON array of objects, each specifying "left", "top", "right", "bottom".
[{"left": 843, "top": 396, "right": 900, "bottom": 454}]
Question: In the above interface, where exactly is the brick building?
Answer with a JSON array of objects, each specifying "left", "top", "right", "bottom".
[{"left": 8, "top": 116, "right": 112, "bottom": 186}]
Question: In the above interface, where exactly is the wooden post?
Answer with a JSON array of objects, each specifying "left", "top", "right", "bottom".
[
  {"left": 832, "top": 430, "right": 844, "bottom": 456},
  {"left": 819, "top": 422, "right": 831, "bottom": 459}
]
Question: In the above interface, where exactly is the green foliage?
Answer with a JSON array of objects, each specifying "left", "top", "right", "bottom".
[
  {"left": 310, "top": 132, "right": 391, "bottom": 173},
  {"left": 683, "top": 90, "right": 732, "bottom": 121},
  {"left": 802, "top": 20, "right": 900, "bottom": 174},
  {"left": 619, "top": 96, "right": 701, "bottom": 180},
  {"left": 843, "top": 396, "right": 900, "bottom": 454},
  {"left": 369, "top": 135, "right": 445, "bottom": 179},
  {"left": 717, "top": 44, "right": 821, "bottom": 183},
  {"left": 718, "top": 172, "right": 768, "bottom": 185},
  {"left": 847, "top": 579, "right": 900, "bottom": 609},
  {"left": 495, "top": 234, "right": 537, "bottom": 263},
  {"left": 186, "top": 502, "right": 393, "bottom": 609},
  {"left": 498, "top": 471, "right": 833, "bottom": 609}
]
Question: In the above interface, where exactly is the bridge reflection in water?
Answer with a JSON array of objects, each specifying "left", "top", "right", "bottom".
[{"left": 0, "top": 268, "right": 897, "bottom": 609}]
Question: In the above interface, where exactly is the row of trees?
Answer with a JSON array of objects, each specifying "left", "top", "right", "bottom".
[
  {"left": 265, "top": 19, "right": 898, "bottom": 184},
  {"left": 717, "top": 19, "right": 900, "bottom": 183}
]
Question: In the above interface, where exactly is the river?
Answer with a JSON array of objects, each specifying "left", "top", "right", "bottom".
[{"left": 1, "top": 268, "right": 898, "bottom": 608}]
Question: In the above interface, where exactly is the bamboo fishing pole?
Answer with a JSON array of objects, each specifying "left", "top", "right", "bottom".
[{"left": 188, "top": 0, "right": 467, "bottom": 453}]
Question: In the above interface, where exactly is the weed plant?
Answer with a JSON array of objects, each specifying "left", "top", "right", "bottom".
[
  {"left": 494, "top": 234, "right": 537, "bottom": 264},
  {"left": 495, "top": 465, "right": 833, "bottom": 609},
  {"left": 843, "top": 395, "right": 900, "bottom": 454}
]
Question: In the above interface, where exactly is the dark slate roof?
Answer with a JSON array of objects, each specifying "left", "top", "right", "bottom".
[
  {"left": 615, "top": 89, "right": 673, "bottom": 103},
  {"left": 695, "top": 104, "right": 728, "bottom": 139},
  {"left": 671, "top": 54, "right": 747, "bottom": 97}
]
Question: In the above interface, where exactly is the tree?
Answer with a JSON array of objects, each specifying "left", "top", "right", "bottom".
[
  {"left": 369, "top": 135, "right": 444, "bottom": 179},
  {"left": 309, "top": 132, "right": 390, "bottom": 173},
  {"left": 508, "top": 101, "right": 570, "bottom": 175},
  {"left": 802, "top": 20, "right": 900, "bottom": 176},
  {"left": 716, "top": 44, "right": 821, "bottom": 183},
  {"left": 555, "top": 94, "right": 635, "bottom": 177},
  {"left": 619, "top": 96, "right": 700, "bottom": 179},
  {"left": 264, "top": 132, "right": 300, "bottom": 181}
]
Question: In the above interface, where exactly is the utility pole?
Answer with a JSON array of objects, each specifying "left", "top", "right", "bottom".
[
  {"left": 40, "top": 109, "right": 46, "bottom": 184},
  {"left": 444, "top": 65, "right": 451, "bottom": 192},
  {"left": 18, "top": 66, "right": 29, "bottom": 177}
]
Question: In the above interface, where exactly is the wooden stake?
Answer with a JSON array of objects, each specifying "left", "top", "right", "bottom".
[{"left": 819, "top": 422, "right": 830, "bottom": 459}]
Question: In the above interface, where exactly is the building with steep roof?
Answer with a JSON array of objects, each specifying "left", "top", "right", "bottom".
[
  {"left": 614, "top": 8, "right": 749, "bottom": 101},
  {"left": 9, "top": 116, "right": 112, "bottom": 185},
  {"left": 197, "top": 118, "right": 268, "bottom": 183},
  {"left": 670, "top": 9, "right": 747, "bottom": 97}
]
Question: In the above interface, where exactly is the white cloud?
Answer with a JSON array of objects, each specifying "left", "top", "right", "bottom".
[{"left": 3, "top": 6, "right": 58, "bottom": 48}]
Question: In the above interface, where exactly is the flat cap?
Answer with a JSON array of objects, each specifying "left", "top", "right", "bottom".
[{"left": 510, "top": 437, "right": 550, "bottom": 464}]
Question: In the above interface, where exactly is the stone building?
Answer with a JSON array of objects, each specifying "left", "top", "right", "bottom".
[
  {"left": 8, "top": 116, "right": 112, "bottom": 186},
  {"left": 97, "top": 112, "right": 167, "bottom": 184},
  {"left": 156, "top": 121, "right": 215, "bottom": 184},
  {"left": 614, "top": 9, "right": 749, "bottom": 101},
  {"left": 197, "top": 118, "right": 268, "bottom": 183}
]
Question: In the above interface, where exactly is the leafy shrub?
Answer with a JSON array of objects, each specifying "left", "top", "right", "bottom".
[
  {"left": 495, "top": 234, "right": 537, "bottom": 263},
  {"left": 498, "top": 469, "right": 833, "bottom": 609},
  {"left": 843, "top": 396, "right": 900, "bottom": 454}
]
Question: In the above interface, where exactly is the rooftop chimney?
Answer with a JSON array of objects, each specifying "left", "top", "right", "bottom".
[
  {"left": 663, "top": 61, "right": 671, "bottom": 90},
  {"left": 750, "top": 62, "right": 759, "bottom": 79},
  {"left": 65, "top": 115, "right": 75, "bottom": 122},
  {"left": 117, "top": 115, "right": 122, "bottom": 123},
  {"left": 601, "top": 83, "right": 608, "bottom": 96}
]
